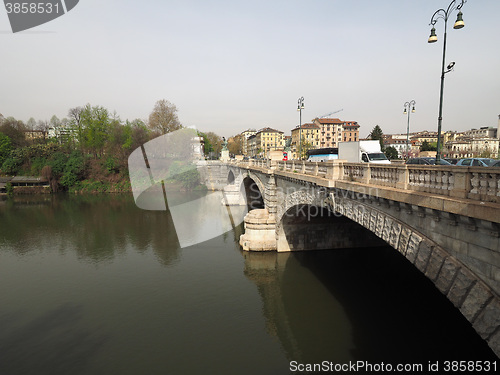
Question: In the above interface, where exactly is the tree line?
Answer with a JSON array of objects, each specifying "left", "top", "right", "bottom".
[{"left": 0, "top": 100, "right": 224, "bottom": 192}]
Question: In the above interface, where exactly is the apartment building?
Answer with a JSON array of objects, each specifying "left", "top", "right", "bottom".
[
  {"left": 240, "top": 129, "right": 256, "bottom": 156},
  {"left": 312, "top": 118, "right": 360, "bottom": 148},
  {"left": 291, "top": 123, "right": 320, "bottom": 157},
  {"left": 248, "top": 127, "right": 284, "bottom": 158}
]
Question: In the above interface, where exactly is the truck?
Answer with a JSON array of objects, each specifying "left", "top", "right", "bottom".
[{"left": 338, "top": 140, "right": 390, "bottom": 164}]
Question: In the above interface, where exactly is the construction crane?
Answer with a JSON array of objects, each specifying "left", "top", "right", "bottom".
[{"left": 319, "top": 109, "right": 343, "bottom": 118}]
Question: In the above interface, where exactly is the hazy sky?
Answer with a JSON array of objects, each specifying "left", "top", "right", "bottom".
[{"left": 1, "top": 0, "right": 499, "bottom": 138}]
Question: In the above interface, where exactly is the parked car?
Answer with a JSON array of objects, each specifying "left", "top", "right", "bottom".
[
  {"left": 444, "top": 158, "right": 459, "bottom": 165},
  {"left": 455, "top": 158, "right": 496, "bottom": 167},
  {"left": 406, "top": 157, "right": 451, "bottom": 165},
  {"left": 491, "top": 160, "right": 500, "bottom": 167}
]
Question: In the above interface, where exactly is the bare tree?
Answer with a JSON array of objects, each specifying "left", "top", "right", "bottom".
[
  {"left": 36, "top": 120, "right": 49, "bottom": 132},
  {"left": 148, "top": 99, "right": 182, "bottom": 134},
  {"left": 68, "top": 107, "right": 83, "bottom": 127},
  {"left": 0, "top": 117, "right": 28, "bottom": 147},
  {"left": 68, "top": 106, "right": 84, "bottom": 145}
]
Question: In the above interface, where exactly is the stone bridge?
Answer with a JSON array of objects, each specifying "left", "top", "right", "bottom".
[{"left": 204, "top": 159, "right": 500, "bottom": 356}]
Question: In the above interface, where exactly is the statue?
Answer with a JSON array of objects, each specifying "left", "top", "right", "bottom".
[{"left": 220, "top": 137, "right": 230, "bottom": 161}]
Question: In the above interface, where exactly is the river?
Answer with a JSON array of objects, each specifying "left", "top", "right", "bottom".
[{"left": 0, "top": 194, "right": 496, "bottom": 374}]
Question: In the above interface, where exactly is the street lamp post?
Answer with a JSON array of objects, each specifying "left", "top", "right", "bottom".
[
  {"left": 297, "top": 96, "right": 304, "bottom": 159},
  {"left": 403, "top": 100, "right": 416, "bottom": 159},
  {"left": 428, "top": 0, "right": 466, "bottom": 163}
]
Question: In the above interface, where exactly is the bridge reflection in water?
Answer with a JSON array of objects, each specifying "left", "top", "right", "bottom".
[{"left": 242, "top": 247, "right": 497, "bottom": 362}]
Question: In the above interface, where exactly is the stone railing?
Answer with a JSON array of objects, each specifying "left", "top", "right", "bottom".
[{"left": 233, "top": 160, "right": 500, "bottom": 204}]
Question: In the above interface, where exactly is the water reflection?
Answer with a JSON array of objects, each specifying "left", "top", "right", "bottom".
[
  {"left": 242, "top": 246, "right": 497, "bottom": 363},
  {"left": 1, "top": 194, "right": 496, "bottom": 373},
  {"left": 242, "top": 251, "right": 355, "bottom": 364},
  {"left": 0, "top": 194, "right": 181, "bottom": 266}
]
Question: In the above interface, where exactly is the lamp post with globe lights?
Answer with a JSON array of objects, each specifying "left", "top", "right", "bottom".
[{"left": 428, "top": 0, "right": 466, "bottom": 163}]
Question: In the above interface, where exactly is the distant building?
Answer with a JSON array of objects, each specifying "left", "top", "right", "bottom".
[
  {"left": 312, "top": 118, "right": 360, "bottom": 148},
  {"left": 48, "top": 124, "right": 75, "bottom": 143},
  {"left": 382, "top": 117, "right": 500, "bottom": 159},
  {"left": 464, "top": 127, "right": 497, "bottom": 139},
  {"left": 291, "top": 123, "right": 320, "bottom": 158},
  {"left": 410, "top": 131, "right": 439, "bottom": 145},
  {"left": 341, "top": 121, "right": 360, "bottom": 142},
  {"left": 240, "top": 129, "right": 256, "bottom": 156},
  {"left": 247, "top": 134, "right": 257, "bottom": 157},
  {"left": 24, "top": 129, "right": 48, "bottom": 141},
  {"left": 383, "top": 135, "right": 410, "bottom": 158},
  {"left": 250, "top": 128, "right": 284, "bottom": 158},
  {"left": 443, "top": 117, "right": 500, "bottom": 158}
]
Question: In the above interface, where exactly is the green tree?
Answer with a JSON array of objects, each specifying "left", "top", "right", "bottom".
[
  {"left": 384, "top": 146, "right": 399, "bottom": 160},
  {"left": 299, "top": 139, "right": 314, "bottom": 159},
  {"left": 198, "top": 131, "right": 212, "bottom": 157},
  {"left": 0, "top": 132, "right": 13, "bottom": 167},
  {"left": 80, "top": 104, "right": 110, "bottom": 158},
  {"left": 205, "top": 132, "right": 222, "bottom": 158},
  {"left": 60, "top": 151, "right": 86, "bottom": 188},
  {"left": 148, "top": 99, "right": 182, "bottom": 135},
  {"left": 420, "top": 140, "right": 437, "bottom": 152},
  {"left": 368, "top": 125, "right": 384, "bottom": 150}
]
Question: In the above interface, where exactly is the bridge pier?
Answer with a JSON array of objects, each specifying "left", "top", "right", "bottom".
[{"left": 239, "top": 209, "right": 277, "bottom": 251}]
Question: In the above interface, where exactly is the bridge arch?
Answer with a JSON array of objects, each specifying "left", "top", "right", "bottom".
[
  {"left": 227, "top": 170, "right": 235, "bottom": 185},
  {"left": 242, "top": 176, "right": 265, "bottom": 210},
  {"left": 329, "top": 191, "right": 500, "bottom": 353},
  {"left": 277, "top": 203, "right": 384, "bottom": 252},
  {"left": 273, "top": 186, "right": 500, "bottom": 355}
]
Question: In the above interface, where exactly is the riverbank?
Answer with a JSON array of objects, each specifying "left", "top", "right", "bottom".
[
  {"left": 0, "top": 176, "right": 132, "bottom": 195},
  {"left": 1, "top": 177, "right": 208, "bottom": 195}
]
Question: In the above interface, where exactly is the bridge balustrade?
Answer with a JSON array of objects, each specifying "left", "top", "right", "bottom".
[{"left": 249, "top": 160, "right": 500, "bottom": 204}]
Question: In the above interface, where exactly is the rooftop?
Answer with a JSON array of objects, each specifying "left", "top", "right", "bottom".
[
  {"left": 294, "top": 123, "right": 320, "bottom": 130},
  {"left": 257, "top": 127, "right": 283, "bottom": 134}
]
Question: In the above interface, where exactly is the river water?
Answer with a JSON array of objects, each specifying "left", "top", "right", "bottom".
[{"left": 0, "top": 194, "right": 496, "bottom": 374}]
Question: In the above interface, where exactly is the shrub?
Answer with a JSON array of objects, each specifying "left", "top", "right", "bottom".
[
  {"left": 1, "top": 156, "right": 21, "bottom": 175},
  {"left": 104, "top": 156, "right": 119, "bottom": 174},
  {"left": 30, "top": 157, "right": 47, "bottom": 176},
  {"left": 5, "top": 182, "right": 13, "bottom": 196},
  {"left": 60, "top": 151, "right": 85, "bottom": 188},
  {"left": 0, "top": 132, "right": 13, "bottom": 167},
  {"left": 47, "top": 152, "right": 68, "bottom": 178}
]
